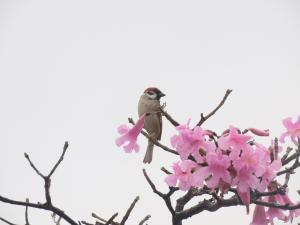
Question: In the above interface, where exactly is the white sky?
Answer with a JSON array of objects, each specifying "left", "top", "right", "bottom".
[{"left": 0, "top": 1, "right": 300, "bottom": 225}]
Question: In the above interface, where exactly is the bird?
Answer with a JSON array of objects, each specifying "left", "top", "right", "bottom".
[{"left": 138, "top": 87, "right": 165, "bottom": 163}]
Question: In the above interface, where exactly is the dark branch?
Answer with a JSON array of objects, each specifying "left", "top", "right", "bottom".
[
  {"left": 25, "top": 198, "right": 30, "bottom": 225},
  {"left": 196, "top": 89, "right": 232, "bottom": 127},
  {"left": 120, "top": 196, "right": 139, "bottom": 225},
  {"left": 48, "top": 141, "right": 69, "bottom": 177},
  {"left": 24, "top": 153, "right": 45, "bottom": 179},
  {"left": 254, "top": 200, "right": 300, "bottom": 210},
  {"left": 138, "top": 215, "right": 151, "bottom": 225},
  {"left": 105, "top": 213, "right": 118, "bottom": 225},
  {"left": 177, "top": 195, "right": 241, "bottom": 220},
  {"left": 143, "top": 169, "right": 176, "bottom": 216},
  {"left": 0, "top": 195, "right": 78, "bottom": 225},
  {"left": 0, "top": 217, "right": 17, "bottom": 225}
]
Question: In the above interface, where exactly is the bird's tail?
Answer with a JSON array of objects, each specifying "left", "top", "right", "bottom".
[{"left": 143, "top": 141, "right": 154, "bottom": 164}]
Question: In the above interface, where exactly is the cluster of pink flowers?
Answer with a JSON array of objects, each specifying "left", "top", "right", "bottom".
[
  {"left": 166, "top": 121, "right": 282, "bottom": 207},
  {"left": 115, "top": 115, "right": 300, "bottom": 225}
]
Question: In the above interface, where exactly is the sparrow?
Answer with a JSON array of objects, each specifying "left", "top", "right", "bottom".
[{"left": 138, "top": 87, "right": 165, "bottom": 163}]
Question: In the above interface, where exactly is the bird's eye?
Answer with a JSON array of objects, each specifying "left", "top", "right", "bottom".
[{"left": 148, "top": 92, "right": 154, "bottom": 95}]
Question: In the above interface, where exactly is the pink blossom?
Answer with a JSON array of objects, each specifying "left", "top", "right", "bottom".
[
  {"left": 265, "top": 188, "right": 300, "bottom": 224},
  {"left": 247, "top": 128, "right": 270, "bottom": 137},
  {"left": 233, "top": 146, "right": 265, "bottom": 177},
  {"left": 171, "top": 121, "right": 215, "bottom": 163},
  {"left": 197, "top": 150, "right": 231, "bottom": 189},
  {"left": 233, "top": 165, "right": 258, "bottom": 200},
  {"left": 255, "top": 159, "right": 281, "bottom": 192},
  {"left": 280, "top": 116, "right": 300, "bottom": 145},
  {"left": 165, "top": 160, "right": 203, "bottom": 191},
  {"left": 218, "top": 126, "right": 252, "bottom": 160},
  {"left": 250, "top": 205, "right": 268, "bottom": 225},
  {"left": 266, "top": 195, "right": 288, "bottom": 225},
  {"left": 115, "top": 114, "right": 146, "bottom": 153},
  {"left": 276, "top": 190, "right": 300, "bottom": 222}
]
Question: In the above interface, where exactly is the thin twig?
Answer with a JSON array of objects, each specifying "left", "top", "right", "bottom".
[
  {"left": 48, "top": 141, "right": 69, "bottom": 177},
  {"left": 24, "top": 153, "right": 45, "bottom": 178},
  {"left": 160, "top": 105, "right": 179, "bottom": 127},
  {"left": 25, "top": 198, "right": 30, "bottom": 225},
  {"left": 0, "top": 217, "right": 17, "bottom": 225},
  {"left": 138, "top": 215, "right": 151, "bottom": 225},
  {"left": 196, "top": 89, "right": 232, "bottom": 127},
  {"left": 120, "top": 196, "right": 139, "bottom": 225},
  {"left": 104, "top": 213, "right": 118, "bottom": 225},
  {"left": 92, "top": 213, "right": 107, "bottom": 223},
  {"left": 142, "top": 169, "right": 176, "bottom": 216}
]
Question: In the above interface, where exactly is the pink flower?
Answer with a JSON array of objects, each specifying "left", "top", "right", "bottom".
[
  {"left": 115, "top": 114, "right": 146, "bottom": 153},
  {"left": 250, "top": 205, "right": 268, "bottom": 225},
  {"left": 233, "top": 165, "right": 258, "bottom": 201},
  {"left": 280, "top": 116, "right": 300, "bottom": 145},
  {"left": 165, "top": 160, "right": 204, "bottom": 191},
  {"left": 266, "top": 195, "right": 288, "bottom": 225},
  {"left": 171, "top": 121, "right": 215, "bottom": 163},
  {"left": 247, "top": 128, "right": 270, "bottom": 137},
  {"left": 233, "top": 146, "right": 265, "bottom": 177},
  {"left": 218, "top": 126, "right": 252, "bottom": 160},
  {"left": 265, "top": 188, "right": 300, "bottom": 224},
  {"left": 197, "top": 150, "right": 231, "bottom": 189},
  {"left": 255, "top": 159, "right": 281, "bottom": 192},
  {"left": 278, "top": 190, "right": 300, "bottom": 222}
]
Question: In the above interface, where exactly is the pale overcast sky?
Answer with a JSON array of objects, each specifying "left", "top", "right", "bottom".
[{"left": 0, "top": 1, "right": 300, "bottom": 225}]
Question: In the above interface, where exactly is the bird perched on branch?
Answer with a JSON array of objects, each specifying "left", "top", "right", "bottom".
[{"left": 138, "top": 87, "right": 165, "bottom": 163}]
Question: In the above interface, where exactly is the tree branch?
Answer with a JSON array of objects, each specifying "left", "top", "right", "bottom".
[
  {"left": 0, "top": 217, "right": 17, "bottom": 225},
  {"left": 120, "top": 196, "right": 139, "bottom": 225},
  {"left": 196, "top": 89, "right": 232, "bottom": 127},
  {"left": 138, "top": 215, "right": 151, "bottom": 225},
  {"left": 160, "top": 104, "right": 179, "bottom": 127},
  {"left": 142, "top": 169, "right": 176, "bottom": 216},
  {"left": 0, "top": 195, "right": 78, "bottom": 225}
]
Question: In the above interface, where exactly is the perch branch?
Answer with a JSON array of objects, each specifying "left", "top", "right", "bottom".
[
  {"left": 128, "top": 118, "right": 178, "bottom": 155},
  {"left": 160, "top": 104, "right": 179, "bottom": 127}
]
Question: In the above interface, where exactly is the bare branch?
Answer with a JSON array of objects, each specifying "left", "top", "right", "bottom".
[
  {"left": 0, "top": 195, "right": 78, "bottom": 225},
  {"left": 48, "top": 141, "right": 69, "bottom": 177},
  {"left": 196, "top": 89, "right": 232, "bottom": 127},
  {"left": 143, "top": 169, "right": 176, "bottom": 216},
  {"left": 92, "top": 213, "right": 107, "bottom": 223},
  {"left": 138, "top": 215, "right": 151, "bottom": 225},
  {"left": 105, "top": 213, "right": 118, "bottom": 225},
  {"left": 120, "top": 196, "right": 139, "bottom": 225},
  {"left": 0, "top": 217, "right": 18, "bottom": 225},
  {"left": 24, "top": 153, "right": 45, "bottom": 178},
  {"left": 25, "top": 198, "right": 30, "bottom": 225}
]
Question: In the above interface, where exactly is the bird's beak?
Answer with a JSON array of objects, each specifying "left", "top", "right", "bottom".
[{"left": 159, "top": 92, "right": 166, "bottom": 98}]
